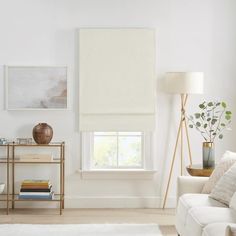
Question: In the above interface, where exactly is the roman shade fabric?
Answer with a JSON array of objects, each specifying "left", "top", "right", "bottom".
[{"left": 78, "top": 28, "right": 156, "bottom": 131}]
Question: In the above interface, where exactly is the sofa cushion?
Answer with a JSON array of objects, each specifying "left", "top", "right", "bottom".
[
  {"left": 175, "top": 194, "right": 226, "bottom": 235},
  {"left": 210, "top": 162, "right": 236, "bottom": 205},
  {"left": 202, "top": 151, "right": 236, "bottom": 194},
  {"left": 202, "top": 223, "right": 236, "bottom": 236},
  {"left": 185, "top": 207, "right": 236, "bottom": 236}
]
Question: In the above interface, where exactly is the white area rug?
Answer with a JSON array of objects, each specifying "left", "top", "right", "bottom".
[{"left": 0, "top": 224, "right": 163, "bottom": 236}]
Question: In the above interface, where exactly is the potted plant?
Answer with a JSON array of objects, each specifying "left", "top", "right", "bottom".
[{"left": 188, "top": 101, "right": 232, "bottom": 168}]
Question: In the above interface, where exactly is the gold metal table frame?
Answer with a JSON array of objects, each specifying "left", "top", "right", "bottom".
[{"left": 0, "top": 142, "right": 65, "bottom": 215}]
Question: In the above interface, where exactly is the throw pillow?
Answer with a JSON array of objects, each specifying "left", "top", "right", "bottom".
[
  {"left": 202, "top": 151, "right": 236, "bottom": 193},
  {"left": 210, "top": 162, "right": 236, "bottom": 205},
  {"left": 229, "top": 192, "right": 236, "bottom": 211}
]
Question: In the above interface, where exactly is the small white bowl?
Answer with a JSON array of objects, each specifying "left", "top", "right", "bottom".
[{"left": 0, "top": 183, "right": 5, "bottom": 194}]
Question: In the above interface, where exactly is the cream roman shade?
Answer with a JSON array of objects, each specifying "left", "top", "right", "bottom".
[{"left": 78, "top": 28, "right": 156, "bottom": 131}]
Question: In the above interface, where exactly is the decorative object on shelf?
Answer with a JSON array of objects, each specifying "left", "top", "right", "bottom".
[
  {"left": 202, "top": 142, "right": 215, "bottom": 168},
  {"left": 19, "top": 154, "right": 53, "bottom": 162},
  {"left": 0, "top": 183, "right": 5, "bottom": 194},
  {"left": 33, "top": 123, "right": 53, "bottom": 144},
  {"left": 188, "top": 101, "right": 232, "bottom": 168},
  {"left": 162, "top": 72, "right": 204, "bottom": 208},
  {"left": 16, "top": 138, "right": 32, "bottom": 144},
  {"left": 0, "top": 138, "right": 7, "bottom": 145},
  {"left": 5, "top": 66, "right": 67, "bottom": 110},
  {"left": 19, "top": 180, "right": 54, "bottom": 200}
]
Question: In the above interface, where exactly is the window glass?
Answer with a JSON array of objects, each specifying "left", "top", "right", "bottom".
[{"left": 92, "top": 132, "right": 143, "bottom": 169}]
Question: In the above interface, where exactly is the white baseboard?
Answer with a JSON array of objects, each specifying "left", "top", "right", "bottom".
[
  {"left": 65, "top": 196, "right": 176, "bottom": 208},
  {"left": 0, "top": 196, "right": 176, "bottom": 209}
]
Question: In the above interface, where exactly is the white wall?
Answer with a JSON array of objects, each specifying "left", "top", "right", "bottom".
[{"left": 0, "top": 0, "right": 235, "bottom": 208}]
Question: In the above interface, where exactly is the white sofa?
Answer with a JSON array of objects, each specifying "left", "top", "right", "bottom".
[{"left": 175, "top": 176, "right": 236, "bottom": 236}]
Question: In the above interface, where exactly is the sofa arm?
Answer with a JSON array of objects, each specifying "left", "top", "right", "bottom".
[{"left": 177, "top": 176, "right": 209, "bottom": 199}]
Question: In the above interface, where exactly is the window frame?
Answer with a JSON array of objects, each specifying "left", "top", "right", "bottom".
[{"left": 81, "top": 132, "right": 153, "bottom": 171}]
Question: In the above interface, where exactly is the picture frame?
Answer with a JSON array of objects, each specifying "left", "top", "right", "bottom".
[
  {"left": 5, "top": 66, "right": 68, "bottom": 110},
  {"left": 16, "top": 138, "right": 33, "bottom": 145}
]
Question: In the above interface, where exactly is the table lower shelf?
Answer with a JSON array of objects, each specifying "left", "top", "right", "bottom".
[{"left": 0, "top": 194, "right": 63, "bottom": 202}]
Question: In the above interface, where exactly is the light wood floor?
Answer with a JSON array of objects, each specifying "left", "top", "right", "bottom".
[{"left": 0, "top": 208, "right": 177, "bottom": 235}]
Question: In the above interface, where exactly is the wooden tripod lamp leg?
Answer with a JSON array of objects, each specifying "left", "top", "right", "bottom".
[
  {"left": 163, "top": 94, "right": 193, "bottom": 209},
  {"left": 180, "top": 94, "right": 185, "bottom": 176},
  {"left": 162, "top": 117, "right": 182, "bottom": 209},
  {"left": 182, "top": 94, "right": 193, "bottom": 166},
  {"left": 184, "top": 118, "right": 192, "bottom": 165}
]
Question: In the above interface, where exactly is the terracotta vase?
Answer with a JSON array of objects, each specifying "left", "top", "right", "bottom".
[{"left": 33, "top": 123, "right": 53, "bottom": 144}]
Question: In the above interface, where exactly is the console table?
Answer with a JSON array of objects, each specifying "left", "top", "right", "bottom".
[{"left": 0, "top": 142, "right": 65, "bottom": 215}]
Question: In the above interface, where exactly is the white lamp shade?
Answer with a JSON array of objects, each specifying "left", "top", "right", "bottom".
[{"left": 165, "top": 72, "right": 204, "bottom": 94}]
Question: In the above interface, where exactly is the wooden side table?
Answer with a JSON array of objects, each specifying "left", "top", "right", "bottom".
[{"left": 186, "top": 164, "right": 214, "bottom": 177}]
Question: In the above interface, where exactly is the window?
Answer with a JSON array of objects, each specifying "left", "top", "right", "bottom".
[
  {"left": 81, "top": 132, "right": 153, "bottom": 171},
  {"left": 93, "top": 132, "right": 143, "bottom": 169}
]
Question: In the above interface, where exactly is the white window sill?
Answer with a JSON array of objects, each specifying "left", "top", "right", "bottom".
[{"left": 78, "top": 170, "right": 157, "bottom": 180}]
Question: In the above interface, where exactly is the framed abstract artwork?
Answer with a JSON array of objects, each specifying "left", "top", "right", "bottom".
[{"left": 5, "top": 66, "right": 67, "bottom": 110}]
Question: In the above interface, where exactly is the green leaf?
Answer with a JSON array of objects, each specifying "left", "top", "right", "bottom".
[
  {"left": 219, "top": 134, "right": 223, "bottom": 139},
  {"left": 212, "top": 132, "right": 216, "bottom": 136},
  {"left": 199, "top": 104, "right": 205, "bottom": 109},
  {"left": 196, "top": 122, "right": 201, "bottom": 127},
  {"left": 216, "top": 102, "right": 221, "bottom": 106},
  {"left": 225, "top": 115, "right": 231, "bottom": 120},
  {"left": 211, "top": 119, "right": 217, "bottom": 125},
  {"left": 221, "top": 123, "right": 226, "bottom": 127},
  {"left": 208, "top": 102, "right": 213, "bottom": 107},
  {"left": 195, "top": 113, "right": 201, "bottom": 119},
  {"left": 204, "top": 124, "right": 207, "bottom": 128},
  {"left": 222, "top": 102, "right": 227, "bottom": 108},
  {"left": 226, "top": 111, "right": 232, "bottom": 115},
  {"left": 189, "top": 124, "right": 193, "bottom": 128},
  {"left": 207, "top": 118, "right": 211, "bottom": 122}
]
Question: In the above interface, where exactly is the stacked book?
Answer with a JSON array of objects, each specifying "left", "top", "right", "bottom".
[{"left": 19, "top": 180, "right": 54, "bottom": 200}]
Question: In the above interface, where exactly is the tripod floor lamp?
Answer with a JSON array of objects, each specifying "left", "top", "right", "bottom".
[{"left": 162, "top": 72, "right": 204, "bottom": 209}]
